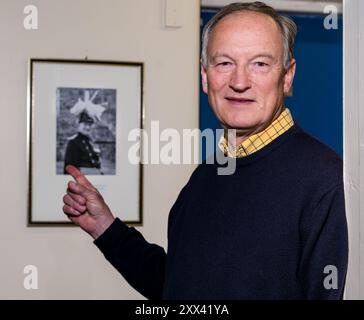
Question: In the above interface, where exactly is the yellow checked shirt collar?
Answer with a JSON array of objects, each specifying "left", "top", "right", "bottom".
[{"left": 219, "top": 108, "right": 294, "bottom": 158}]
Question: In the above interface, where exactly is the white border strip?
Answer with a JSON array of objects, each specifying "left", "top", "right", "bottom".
[
  {"left": 343, "top": 0, "right": 363, "bottom": 300},
  {"left": 201, "top": 0, "right": 343, "bottom": 14}
]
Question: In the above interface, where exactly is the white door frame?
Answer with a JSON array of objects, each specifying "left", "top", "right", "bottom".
[
  {"left": 201, "top": 0, "right": 342, "bottom": 13},
  {"left": 343, "top": 0, "right": 363, "bottom": 300}
]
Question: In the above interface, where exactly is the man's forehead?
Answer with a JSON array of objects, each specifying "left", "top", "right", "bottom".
[
  {"left": 207, "top": 11, "right": 283, "bottom": 56},
  {"left": 211, "top": 51, "right": 275, "bottom": 60},
  {"left": 211, "top": 11, "right": 280, "bottom": 38}
]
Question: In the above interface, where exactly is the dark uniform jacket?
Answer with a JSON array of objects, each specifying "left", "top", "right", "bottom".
[{"left": 64, "top": 133, "right": 101, "bottom": 174}]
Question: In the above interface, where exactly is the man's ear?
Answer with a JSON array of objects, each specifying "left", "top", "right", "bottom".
[
  {"left": 283, "top": 59, "right": 296, "bottom": 96},
  {"left": 201, "top": 62, "right": 208, "bottom": 94}
]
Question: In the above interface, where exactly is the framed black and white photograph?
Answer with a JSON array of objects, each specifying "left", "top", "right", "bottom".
[
  {"left": 57, "top": 87, "right": 117, "bottom": 176},
  {"left": 28, "top": 59, "right": 143, "bottom": 225}
]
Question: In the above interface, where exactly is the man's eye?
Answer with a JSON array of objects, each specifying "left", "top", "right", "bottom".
[
  {"left": 217, "top": 62, "right": 231, "bottom": 66},
  {"left": 254, "top": 62, "right": 268, "bottom": 67}
]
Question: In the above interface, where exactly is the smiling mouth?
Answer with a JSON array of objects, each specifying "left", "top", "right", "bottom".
[{"left": 225, "top": 97, "right": 255, "bottom": 104}]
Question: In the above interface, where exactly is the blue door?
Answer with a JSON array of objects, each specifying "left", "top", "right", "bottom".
[{"left": 200, "top": 9, "right": 343, "bottom": 159}]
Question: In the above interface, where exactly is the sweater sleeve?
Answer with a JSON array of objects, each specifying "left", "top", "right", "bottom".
[
  {"left": 94, "top": 218, "right": 166, "bottom": 300},
  {"left": 299, "top": 183, "right": 348, "bottom": 299}
]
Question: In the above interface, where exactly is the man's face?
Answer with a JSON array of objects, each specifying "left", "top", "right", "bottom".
[
  {"left": 201, "top": 11, "right": 296, "bottom": 136},
  {"left": 78, "top": 122, "right": 94, "bottom": 137}
]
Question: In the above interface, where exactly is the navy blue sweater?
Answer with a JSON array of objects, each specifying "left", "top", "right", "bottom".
[{"left": 95, "top": 125, "right": 348, "bottom": 299}]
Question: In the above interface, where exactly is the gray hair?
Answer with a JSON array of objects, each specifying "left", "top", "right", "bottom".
[{"left": 201, "top": 1, "right": 297, "bottom": 70}]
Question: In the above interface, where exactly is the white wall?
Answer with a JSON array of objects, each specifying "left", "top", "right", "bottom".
[
  {"left": 344, "top": 0, "right": 364, "bottom": 300},
  {"left": 0, "top": 0, "right": 200, "bottom": 299}
]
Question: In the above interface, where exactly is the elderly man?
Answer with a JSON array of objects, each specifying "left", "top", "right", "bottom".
[{"left": 62, "top": 2, "right": 348, "bottom": 299}]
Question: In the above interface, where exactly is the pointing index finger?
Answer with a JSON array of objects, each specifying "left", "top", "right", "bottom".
[{"left": 65, "top": 165, "right": 95, "bottom": 190}]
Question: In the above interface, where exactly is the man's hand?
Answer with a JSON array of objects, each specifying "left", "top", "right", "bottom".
[{"left": 63, "top": 165, "right": 115, "bottom": 239}]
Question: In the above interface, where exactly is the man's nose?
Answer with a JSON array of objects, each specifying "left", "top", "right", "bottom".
[{"left": 229, "top": 66, "right": 251, "bottom": 92}]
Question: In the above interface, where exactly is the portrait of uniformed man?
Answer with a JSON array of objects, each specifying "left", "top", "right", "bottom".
[
  {"left": 63, "top": 109, "right": 103, "bottom": 175},
  {"left": 56, "top": 88, "right": 116, "bottom": 176}
]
